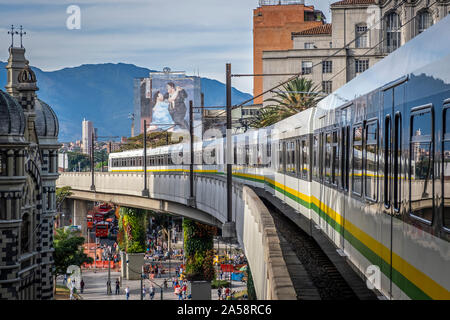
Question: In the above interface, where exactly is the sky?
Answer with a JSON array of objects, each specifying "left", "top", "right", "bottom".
[{"left": 0, "top": 0, "right": 331, "bottom": 94}]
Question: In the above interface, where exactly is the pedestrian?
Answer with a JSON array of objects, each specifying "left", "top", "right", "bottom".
[
  {"left": 142, "top": 285, "right": 147, "bottom": 299},
  {"left": 63, "top": 274, "right": 67, "bottom": 285},
  {"left": 70, "top": 285, "right": 74, "bottom": 300},
  {"left": 115, "top": 278, "right": 120, "bottom": 295},
  {"left": 106, "top": 279, "right": 111, "bottom": 294},
  {"left": 225, "top": 287, "right": 230, "bottom": 298},
  {"left": 182, "top": 283, "right": 187, "bottom": 300},
  {"left": 150, "top": 285, "right": 155, "bottom": 300},
  {"left": 174, "top": 285, "right": 182, "bottom": 300},
  {"left": 163, "top": 279, "right": 168, "bottom": 289},
  {"left": 80, "top": 279, "right": 85, "bottom": 294},
  {"left": 217, "top": 286, "right": 222, "bottom": 300},
  {"left": 125, "top": 286, "right": 130, "bottom": 300},
  {"left": 155, "top": 265, "right": 158, "bottom": 278}
]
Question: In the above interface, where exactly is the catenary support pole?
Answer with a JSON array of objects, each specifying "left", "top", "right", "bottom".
[{"left": 142, "top": 120, "right": 149, "bottom": 197}]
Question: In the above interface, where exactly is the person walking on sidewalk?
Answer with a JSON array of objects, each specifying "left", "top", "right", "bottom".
[
  {"left": 80, "top": 279, "right": 85, "bottom": 294},
  {"left": 115, "top": 278, "right": 120, "bottom": 295},
  {"left": 125, "top": 286, "right": 130, "bottom": 300},
  {"left": 150, "top": 285, "right": 155, "bottom": 300},
  {"left": 142, "top": 285, "right": 147, "bottom": 300}
]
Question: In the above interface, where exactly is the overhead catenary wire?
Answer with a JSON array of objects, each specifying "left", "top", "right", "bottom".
[{"left": 212, "top": 0, "right": 410, "bottom": 120}]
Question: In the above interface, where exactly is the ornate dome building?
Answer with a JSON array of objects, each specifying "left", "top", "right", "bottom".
[{"left": 0, "top": 44, "right": 59, "bottom": 300}]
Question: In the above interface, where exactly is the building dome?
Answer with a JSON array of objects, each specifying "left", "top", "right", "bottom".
[
  {"left": 0, "top": 89, "right": 25, "bottom": 142},
  {"left": 34, "top": 99, "right": 59, "bottom": 140}
]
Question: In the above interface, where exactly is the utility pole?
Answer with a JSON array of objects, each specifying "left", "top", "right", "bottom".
[
  {"left": 189, "top": 100, "right": 194, "bottom": 204},
  {"left": 224, "top": 63, "right": 234, "bottom": 237},
  {"left": 140, "top": 266, "right": 144, "bottom": 300},
  {"left": 107, "top": 247, "right": 112, "bottom": 295},
  {"left": 142, "top": 119, "right": 149, "bottom": 197},
  {"left": 90, "top": 131, "right": 95, "bottom": 191}
]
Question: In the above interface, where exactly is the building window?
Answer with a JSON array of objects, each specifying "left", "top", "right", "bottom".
[
  {"left": 304, "top": 42, "right": 314, "bottom": 49},
  {"left": 355, "top": 59, "right": 369, "bottom": 73},
  {"left": 417, "top": 10, "right": 433, "bottom": 34},
  {"left": 302, "top": 61, "right": 313, "bottom": 75},
  {"left": 0, "top": 151, "right": 6, "bottom": 176},
  {"left": 355, "top": 24, "right": 368, "bottom": 48},
  {"left": 385, "top": 12, "right": 401, "bottom": 53},
  {"left": 322, "top": 81, "right": 332, "bottom": 94},
  {"left": 21, "top": 213, "right": 30, "bottom": 254},
  {"left": 322, "top": 60, "right": 332, "bottom": 73}
]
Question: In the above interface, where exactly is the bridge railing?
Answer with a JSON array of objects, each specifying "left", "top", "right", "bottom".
[{"left": 57, "top": 172, "right": 296, "bottom": 300}]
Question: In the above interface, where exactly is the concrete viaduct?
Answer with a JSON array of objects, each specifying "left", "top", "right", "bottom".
[{"left": 56, "top": 172, "right": 297, "bottom": 300}]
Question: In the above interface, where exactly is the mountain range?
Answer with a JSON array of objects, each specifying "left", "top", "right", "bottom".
[{"left": 0, "top": 62, "right": 253, "bottom": 142}]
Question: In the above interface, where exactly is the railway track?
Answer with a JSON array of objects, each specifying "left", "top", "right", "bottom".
[{"left": 262, "top": 198, "right": 359, "bottom": 300}]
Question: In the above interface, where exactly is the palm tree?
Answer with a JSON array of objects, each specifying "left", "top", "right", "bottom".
[{"left": 250, "top": 77, "right": 322, "bottom": 128}]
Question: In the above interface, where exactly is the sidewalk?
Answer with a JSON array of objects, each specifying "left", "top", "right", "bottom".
[{"left": 58, "top": 269, "right": 246, "bottom": 300}]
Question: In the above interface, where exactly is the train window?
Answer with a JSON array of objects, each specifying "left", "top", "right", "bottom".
[
  {"left": 313, "top": 135, "right": 319, "bottom": 180},
  {"left": 352, "top": 124, "right": 363, "bottom": 196},
  {"left": 443, "top": 105, "right": 450, "bottom": 229},
  {"left": 365, "top": 121, "right": 378, "bottom": 201},
  {"left": 233, "top": 137, "right": 237, "bottom": 165},
  {"left": 277, "top": 142, "right": 284, "bottom": 173},
  {"left": 341, "top": 126, "right": 350, "bottom": 191},
  {"left": 325, "top": 133, "right": 332, "bottom": 184},
  {"left": 296, "top": 139, "right": 301, "bottom": 175},
  {"left": 286, "top": 140, "right": 296, "bottom": 175},
  {"left": 409, "top": 107, "right": 433, "bottom": 222},
  {"left": 384, "top": 116, "right": 391, "bottom": 207},
  {"left": 394, "top": 113, "right": 402, "bottom": 211},
  {"left": 319, "top": 133, "right": 324, "bottom": 180},
  {"left": 301, "top": 139, "right": 309, "bottom": 180},
  {"left": 332, "top": 131, "right": 339, "bottom": 186}
]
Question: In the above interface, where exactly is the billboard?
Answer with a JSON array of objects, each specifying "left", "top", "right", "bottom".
[{"left": 134, "top": 70, "right": 202, "bottom": 137}]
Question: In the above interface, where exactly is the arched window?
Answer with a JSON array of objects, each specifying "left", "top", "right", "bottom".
[
  {"left": 385, "top": 12, "right": 401, "bottom": 53},
  {"left": 355, "top": 23, "right": 368, "bottom": 48},
  {"left": 417, "top": 10, "right": 433, "bottom": 34},
  {"left": 21, "top": 213, "right": 30, "bottom": 254}
]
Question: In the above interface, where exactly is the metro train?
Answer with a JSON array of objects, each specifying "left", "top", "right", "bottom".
[{"left": 109, "top": 17, "right": 450, "bottom": 299}]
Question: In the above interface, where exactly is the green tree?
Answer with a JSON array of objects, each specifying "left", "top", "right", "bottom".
[
  {"left": 183, "top": 219, "right": 216, "bottom": 282},
  {"left": 246, "top": 264, "right": 257, "bottom": 300},
  {"left": 250, "top": 77, "right": 322, "bottom": 128},
  {"left": 53, "top": 228, "right": 92, "bottom": 293},
  {"left": 56, "top": 186, "right": 72, "bottom": 211},
  {"left": 119, "top": 207, "right": 147, "bottom": 253},
  {"left": 116, "top": 131, "right": 182, "bottom": 152}
]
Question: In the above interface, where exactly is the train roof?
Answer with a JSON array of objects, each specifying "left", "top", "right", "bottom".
[{"left": 316, "top": 15, "right": 450, "bottom": 114}]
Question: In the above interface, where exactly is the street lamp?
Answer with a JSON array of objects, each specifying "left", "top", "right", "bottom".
[{"left": 107, "top": 246, "right": 112, "bottom": 295}]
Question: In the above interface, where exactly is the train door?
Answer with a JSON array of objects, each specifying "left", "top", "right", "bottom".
[{"left": 381, "top": 77, "right": 406, "bottom": 299}]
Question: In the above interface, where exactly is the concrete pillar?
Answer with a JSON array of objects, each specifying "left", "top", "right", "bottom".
[
  {"left": 120, "top": 251, "right": 126, "bottom": 279},
  {"left": 73, "top": 199, "right": 88, "bottom": 237},
  {"left": 126, "top": 253, "right": 144, "bottom": 280}
]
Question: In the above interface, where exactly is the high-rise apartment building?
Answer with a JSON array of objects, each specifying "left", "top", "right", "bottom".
[
  {"left": 82, "top": 118, "right": 94, "bottom": 154},
  {"left": 253, "top": 0, "right": 325, "bottom": 104}
]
